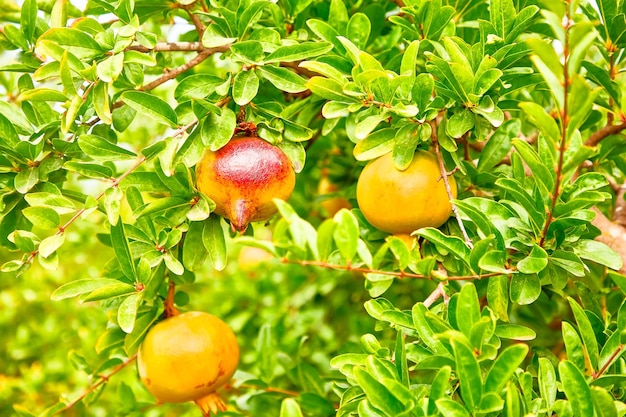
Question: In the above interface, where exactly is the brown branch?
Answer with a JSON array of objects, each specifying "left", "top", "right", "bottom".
[
  {"left": 423, "top": 282, "right": 449, "bottom": 307},
  {"left": 139, "top": 49, "right": 216, "bottom": 92},
  {"left": 281, "top": 258, "right": 511, "bottom": 281},
  {"left": 228, "top": 383, "right": 301, "bottom": 397},
  {"left": 52, "top": 354, "right": 138, "bottom": 416},
  {"left": 593, "top": 344, "right": 624, "bottom": 379},
  {"left": 585, "top": 121, "right": 626, "bottom": 147},
  {"left": 539, "top": 16, "right": 571, "bottom": 248},
  {"left": 125, "top": 41, "right": 206, "bottom": 53},
  {"left": 164, "top": 280, "right": 180, "bottom": 318}
]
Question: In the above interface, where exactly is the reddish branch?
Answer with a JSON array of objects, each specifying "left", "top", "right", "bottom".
[
  {"left": 52, "top": 354, "right": 137, "bottom": 416},
  {"left": 281, "top": 258, "right": 512, "bottom": 281},
  {"left": 585, "top": 120, "right": 626, "bottom": 147},
  {"left": 139, "top": 48, "right": 218, "bottom": 91},
  {"left": 539, "top": 16, "right": 571, "bottom": 248}
]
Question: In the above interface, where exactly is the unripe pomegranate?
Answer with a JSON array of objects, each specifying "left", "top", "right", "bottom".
[
  {"left": 195, "top": 137, "right": 296, "bottom": 233},
  {"left": 137, "top": 311, "right": 239, "bottom": 415},
  {"left": 356, "top": 151, "right": 456, "bottom": 234}
]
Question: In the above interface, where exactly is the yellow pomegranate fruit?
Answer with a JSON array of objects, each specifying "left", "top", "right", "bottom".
[
  {"left": 318, "top": 176, "right": 351, "bottom": 218},
  {"left": 137, "top": 311, "right": 239, "bottom": 415},
  {"left": 356, "top": 150, "right": 457, "bottom": 234},
  {"left": 196, "top": 137, "right": 296, "bottom": 233}
]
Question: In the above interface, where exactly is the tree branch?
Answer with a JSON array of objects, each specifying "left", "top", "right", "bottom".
[
  {"left": 125, "top": 41, "right": 207, "bottom": 53},
  {"left": 52, "top": 354, "right": 137, "bottom": 416},
  {"left": 280, "top": 258, "right": 511, "bottom": 281},
  {"left": 585, "top": 121, "right": 626, "bottom": 147},
  {"left": 139, "top": 49, "right": 218, "bottom": 91}
]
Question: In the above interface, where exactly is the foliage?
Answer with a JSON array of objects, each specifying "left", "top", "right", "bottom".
[{"left": 1, "top": 0, "right": 626, "bottom": 416}]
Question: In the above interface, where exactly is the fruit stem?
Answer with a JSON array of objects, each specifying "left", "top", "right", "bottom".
[
  {"left": 164, "top": 280, "right": 180, "bottom": 318},
  {"left": 195, "top": 392, "right": 228, "bottom": 416}
]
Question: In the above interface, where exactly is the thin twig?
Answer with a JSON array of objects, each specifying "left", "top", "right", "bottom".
[
  {"left": 125, "top": 41, "right": 207, "bottom": 53},
  {"left": 52, "top": 354, "right": 138, "bottom": 416},
  {"left": 433, "top": 132, "right": 473, "bottom": 248},
  {"left": 423, "top": 282, "right": 448, "bottom": 307},
  {"left": 139, "top": 49, "right": 215, "bottom": 92},
  {"left": 539, "top": 15, "right": 572, "bottom": 248},
  {"left": 281, "top": 258, "right": 511, "bottom": 281},
  {"left": 593, "top": 344, "right": 624, "bottom": 379}
]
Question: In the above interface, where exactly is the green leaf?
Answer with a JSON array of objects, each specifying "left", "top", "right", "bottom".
[
  {"left": 279, "top": 398, "right": 304, "bottom": 417},
  {"left": 353, "top": 128, "right": 396, "bottom": 161},
  {"left": 118, "top": 293, "right": 141, "bottom": 333},
  {"left": 22, "top": 206, "right": 60, "bottom": 230},
  {"left": 415, "top": 228, "right": 472, "bottom": 270},
  {"left": 20, "top": 0, "right": 38, "bottom": 42},
  {"left": 18, "top": 88, "right": 68, "bottom": 102},
  {"left": 81, "top": 282, "right": 137, "bottom": 302},
  {"left": 306, "top": 76, "right": 355, "bottom": 102},
  {"left": 516, "top": 244, "right": 549, "bottom": 274},
  {"left": 490, "top": 0, "right": 516, "bottom": 39},
  {"left": 174, "top": 74, "right": 224, "bottom": 100},
  {"left": 428, "top": 366, "right": 452, "bottom": 414},
  {"left": 446, "top": 109, "right": 474, "bottom": 139},
  {"left": 494, "top": 324, "right": 536, "bottom": 341},
  {"left": 347, "top": 13, "right": 371, "bottom": 49},
  {"left": 487, "top": 275, "right": 509, "bottom": 321},
  {"left": 591, "top": 387, "right": 618, "bottom": 417},
  {"left": 39, "top": 234, "right": 65, "bottom": 258},
  {"left": 232, "top": 70, "right": 259, "bottom": 105},
  {"left": 353, "top": 367, "right": 407, "bottom": 415},
  {"left": 124, "top": 309, "right": 158, "bottom": 354},
  {"left": 518, "top": 102, "right": 561, "bottom": 145},
  {"left": 15, "top": 167, "right": 39, "bottom": 194},
  {"left": 258, "top": 65, "right": 307, "bottom": 93},
  {"left": 484, "top": 344, "right": 529, "bottom": 394},
  {"left": 237, "top": 1, "right": 270, "bottom": 38},
  {"left": 567, "top": 297, "right": 599, "bottom": 370},
  {"left": 333, "top": 209, "right": 359, "bottom": 262},
  {"left": 569, "top": 239, "right": 623, "bottom": 270},
  {"left": 120, "top": 91, "right": 178, "bottom": 128},
  {"left": 436, "top": 398, "right": 471, "bottom": 417},
  {"left": 562, "top": 321, "right": 586, "bottom": 372},
  {"left": 183, "top": 222, "right": 208, "bottom": 271},
  {"left": 538, "top": 357, "right": 557, "bottom": 409},
  {"left": 477, "top": 119, "right": 517, "bottom": 171},
  {"left": 78, "top": 134, "right": 137, "bottom": 162},
  {"left": 38, "top": 28, "right": 104, "bottom": 60},
  {"left": 201, "top": 107, "right": 237, "bottom": 151},
  {"left": 509, "top": 273, "right": 541, "bottom": 305},
  {"left": 51, "top": 278, "right": 124, "bottom": 301},
  {"left": 456, "top": 283, "right": 481, "bottom": 338},
  {"left": 110, "top": 220, "right": 136, "bottom": 281},
  {"left": 265, "top": 42, "right": 333, "bottom": 63},
  {"left": 512, "top": 139, "right": 555, "bottom": 192},
  {"left": 452, "top": 337, "right": 482, "bottom": 410},
  {"left": 558, "top": 361, "right": 594, "bottom": 417},
  {"left": 202, "top": 216, "right": 227, "bottom": 271}
]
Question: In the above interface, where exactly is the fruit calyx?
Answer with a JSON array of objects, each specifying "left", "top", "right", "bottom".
[{"left": 196, "top": 136, "right": 296, "bottom": 233}]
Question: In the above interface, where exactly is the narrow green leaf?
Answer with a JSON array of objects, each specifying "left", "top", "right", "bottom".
[
  {"left": 456, "top": 283, "right": 481, "bottom": 338},
  {"left": 415, "top": 228, "right": 472, "bottom": 270},
  {"left": 494, "top": 324, "right": 536, "bottom": 341},
  {"left": 258, "top": 65, "right": 307, "bottom": 93},
  {"left": 183, "top": 221, "right": 208, "bottom": 271},
  {"left": 452, "top": 337, "right": 482, "bottom": 410},
  {"left": 558, "top": 361, "right": 594, "bottom": 417},
  {"left": 570, "top": 239, "right": 623, "bottom": 271},
  {"left": 121, "top": 91, "right": 178, "bottom": 128},
  {"left": 118, "top": 293, "right": 141, "bottom": 333},
  {"left": 15, "top": 167, "right": 39, "bottom": 194},
  {"left": 202, "top": 216, "right": 227, "bottom": 271},
  {"left": 110, "top": 220, "right": 136, "bottom": 281},
  {"left": 591, "top": 387, "right": 618, "bottom": 417},
  {"left": 18, "top": 88, "right": 68, "bottom": 102},
  {"left": 20, "top": 0, "right": 38, "bottom": 42},
  {"left": 333, "top": 209, "right": 359, "bottom": 262},
  {"left": 428, "top": 366, "right": 452, "bottom": 414},
  {"left": 51, "top": 278, "right": 123, "bottom": 301},
  {"left": 78, "top": 134, "right": 137, "bottom": 162},
  {"left": 562, "top": 321, "right": 586, "bottom": 372},
  {"left": 567, "top": 297, "right": 599, "bottom": 370},
  {"left": 353, "top": 367, "right": 406, "bottom": 415},
  {"left": 265, "top": 42, "right": 333, "bottom": 63},
  {"left": 306, "top": 76, "right": 355, "bottom": 102},
  {"left": 485, "top": 344, "right": 529, "bottom": 394},
  {"left": 538, "top": 357, "right": 557, "bottom": 409}
]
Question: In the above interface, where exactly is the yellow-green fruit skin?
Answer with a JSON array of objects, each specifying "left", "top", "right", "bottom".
[
  {"left": 137, "top": 311, "right": 239, "bottom": 404},
  {"left": 356, "top": 151, "right": 457, "bottom": 234}
]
